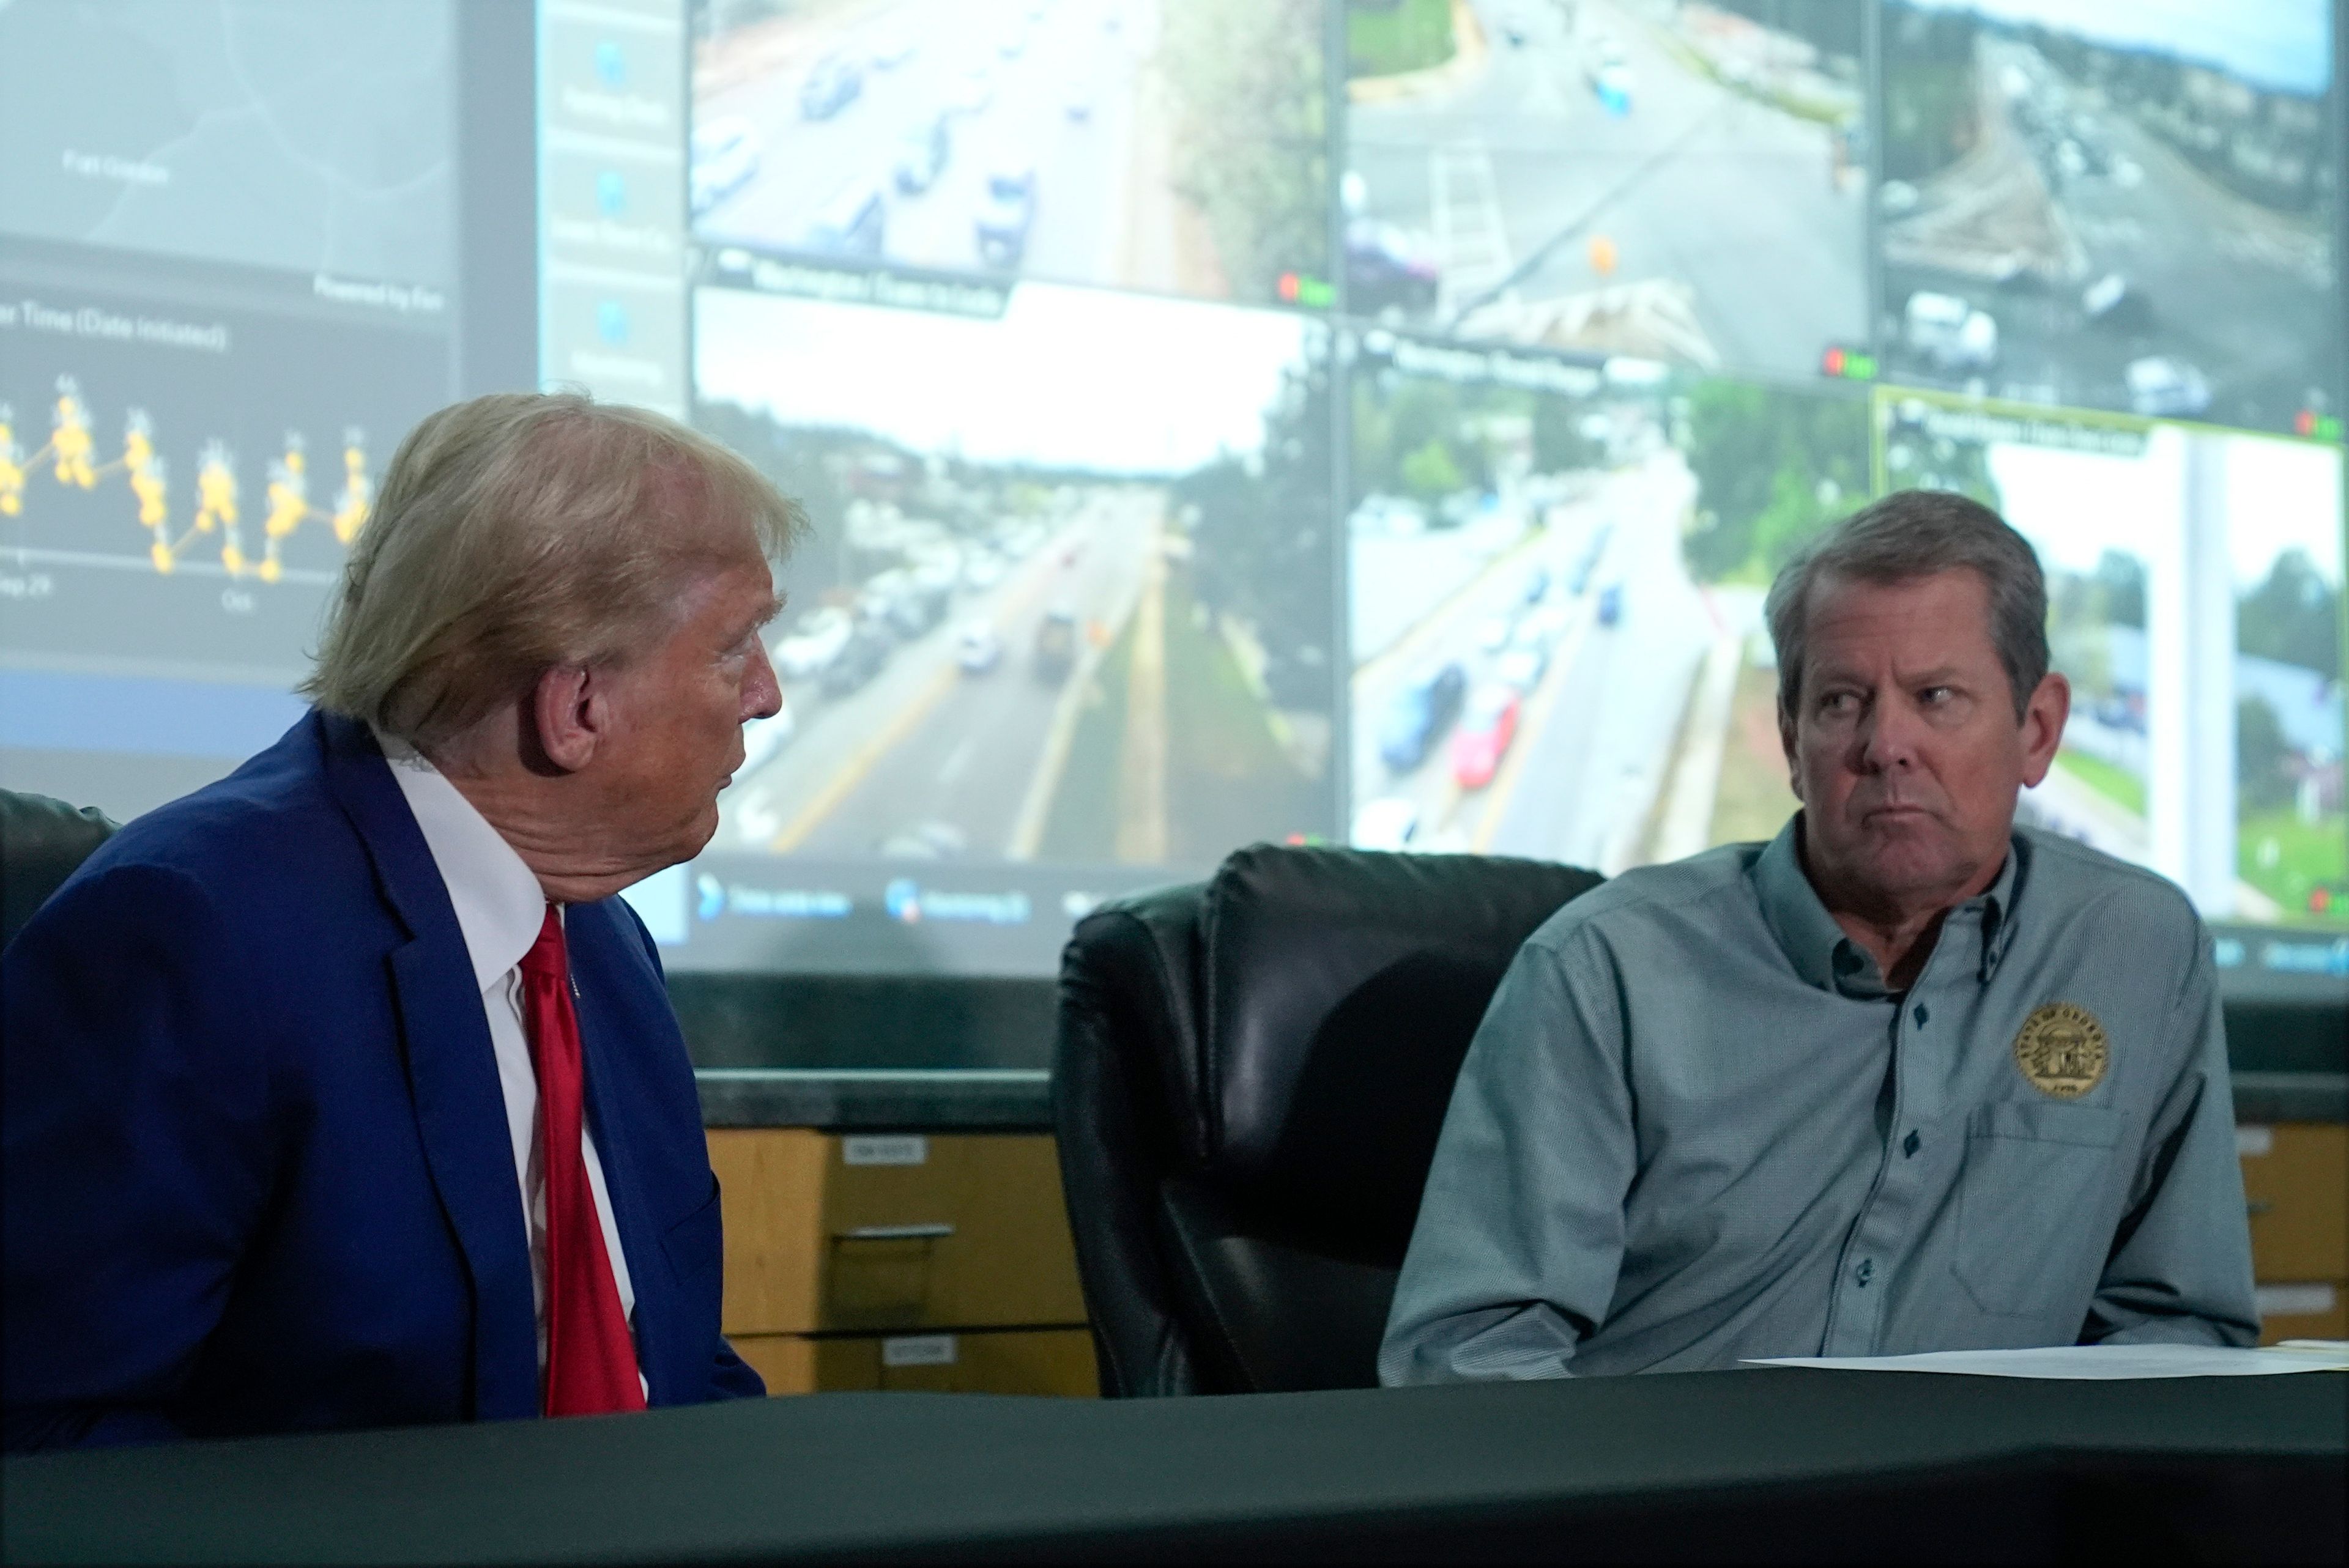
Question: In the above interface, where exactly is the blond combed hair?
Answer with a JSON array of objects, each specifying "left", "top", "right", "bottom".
[{"left": 303, "top": 391, "right": 807, "bottom": 751}]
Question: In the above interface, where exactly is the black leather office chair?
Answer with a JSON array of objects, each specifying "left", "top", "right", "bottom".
[
  {"left": 1, "top": 789, "right": 117, "bottom": 951},
  {"left": 1054, "top": 843, "right": 1603, "bottom": 1397}
]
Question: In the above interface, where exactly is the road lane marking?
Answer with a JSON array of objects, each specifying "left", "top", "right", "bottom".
[
  {"left": 765, "top": 510, "right": 1088, "bottom": 853},
  {"left": 1469, "top": 599, "right": 1593, "bottom": 853},
  {"left": 1114, "top": 534, "right": 1168, "bottom": 862}
]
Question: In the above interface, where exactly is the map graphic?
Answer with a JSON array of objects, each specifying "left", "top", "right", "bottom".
[{"left": 0, "top": 0, "right": 456, "bottom": 287}]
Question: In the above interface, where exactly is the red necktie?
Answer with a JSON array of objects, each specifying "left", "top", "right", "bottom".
[{"left": 519, "top": 904, "right": 646, "bottom": 1416}]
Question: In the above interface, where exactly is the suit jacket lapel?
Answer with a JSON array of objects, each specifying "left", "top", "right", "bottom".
[{"left": 316, "top": 711, "right": 540, "bottom": 1421}]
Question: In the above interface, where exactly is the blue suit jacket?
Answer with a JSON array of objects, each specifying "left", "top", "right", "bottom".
[{"left": 2, "top": 711, "right": 764, "bottom": 1450}]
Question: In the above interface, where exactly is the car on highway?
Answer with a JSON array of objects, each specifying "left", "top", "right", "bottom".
[
  {"left": 1450, "top": 686, "right": 1523, "bottom": 791},
  {"left": 772, "top": 607, "right": 853, "bottom": 679},
  {"left": 820, "top": 624, "right": 892, "bottom": 698},
  {"left": 1066, "top": 87, "right": 1093, "bottom": 122},
  {"left": 689, "top": 117, "right": 760, "bottom": 215},
  {"left": 1351, "top": 796, "right": 1421, "bottom": 852},
  {"left": 868, "top": 32, "right": 916, "bottom": 68},
  {"left": 1033, "top": 608, "right": 1078, "bottom": 682},
  {"left": 1596, "top": 584, "right": 1624, "bottom": 627},
  {"left": 1376, "top": 661, "right": 1468, "bottom": 772},
  {"left": 1345, "top": 220, "right": 1439, "bottom": 317},
  {"left": 804, "top": 179, "right": 886, "bottom": 257},
  {"left": 1903, "top": 290, "right": 1998, "bottom": 374},
  {"left": 951, "top": 65, "right": 994, "bottom": 114},
  {"left": 1586, "top": 39, "right": 1634, "bottom": 112},
  {"left": 889, "top": 576, "right": 954, "bottom": 639},
  {"left": 895, "top": 114, "right": 951, "bottom": 194},
  {"left": 977, "top": 165, "right": 1038, "bottom": 268},
  {"left": 737, "top": 700, "right": 796, "bottom": 776},
  {"left": 962, "top": 550, "right": 1004, "bottom": 590},
  {"left": 957, "top": 622, "right": 1002, "bottom": 673},
  {"left": 2126, "top": 356, "right": 2211, "bottom": 418},
  {"left": 1520, "top": 565, "right": 1550, "bottom": 605},
  {"left": 800, "top": 51, "right": 863, "bottom": 119},
  {"left": 2081, "top": 272, "right": 2152, "bottom": 333},
  {"left": 1496, "top": 646, "right": 1548, "bottom": 692}
]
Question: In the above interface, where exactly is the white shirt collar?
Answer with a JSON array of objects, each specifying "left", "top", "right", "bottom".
[{"left": 373, "top": 727, "right": 549, "bottom": 994}]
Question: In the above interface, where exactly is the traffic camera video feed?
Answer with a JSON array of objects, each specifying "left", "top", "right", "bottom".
[
  {"left": 1343, "top": 0, "right": 1869, "bottom": 381},
  {"left": 1346, "top": 337, "right": 1871, "bottom": 869},
  {"left": 689, "top": 0, "right": 1332, "bottom": 308},
  {"left": 691, "top": 281, "right": 1335, "bottom": 956},
  {"left": 1877, "top": 0, "right": 2340, "bottom": 436},
  {"left": 1879, "top": 391, "right": 2348, "bottom": 926}
]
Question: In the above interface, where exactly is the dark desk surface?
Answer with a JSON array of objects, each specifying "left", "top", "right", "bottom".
[{"left": 6, "top": 1370, "right": 2343, "bottom": 1564}]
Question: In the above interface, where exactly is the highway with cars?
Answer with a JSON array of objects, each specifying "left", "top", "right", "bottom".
[
  {"left": 1347, "top": 0, "right": 1866, "bottom": 379},
  {"left": 716, "top": 487, "right": 1159, "bottom": 862},
  {"left": 1880, "top": 34, "right": 2332, "bottom": 432},
  {"left": 694, "top": 0, "right": 1159, "bottom": 289},
  {"left": 1349, "top": 445, "right": 1711, "bottom": 868}
]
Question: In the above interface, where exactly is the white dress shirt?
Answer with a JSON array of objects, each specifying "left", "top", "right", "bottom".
[{"left": 376, "top": 733, "right": 637, "bottom": 1374}]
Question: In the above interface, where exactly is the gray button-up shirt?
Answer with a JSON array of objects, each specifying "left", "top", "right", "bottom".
[{"left": 1380, "top": 818, "right": 2259, "bottom": 1383}]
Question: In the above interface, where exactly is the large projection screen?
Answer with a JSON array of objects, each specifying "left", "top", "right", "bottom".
[{"left": 3, "top": 0, "right": 2343, "bottom": 997}]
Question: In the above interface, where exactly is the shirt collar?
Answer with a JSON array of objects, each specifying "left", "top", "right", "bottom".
[
  {"left": 373, "top": 727, "right": 548, "bottom": 994},
  {"left": 1753, "top": 814, "right": 2024, "bottom": 997}
]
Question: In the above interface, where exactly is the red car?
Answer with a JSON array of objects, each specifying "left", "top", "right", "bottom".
[{"left": 1450, "top": 686, "right": 1522, "bottom": 790}]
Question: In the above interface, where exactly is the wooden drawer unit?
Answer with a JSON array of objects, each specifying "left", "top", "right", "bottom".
[
  {"left": 732, "top": 1329, "right": 1098, "bottom": 1397},
  {"left": 2252, "top": 1282, "right": 2347, "bottom": 1347},
  {"left": 2237, "top": 1122, "right": 2347, "bottom": 1282},
  {"left": 708, "top": 1130, "right": 1088, "bottom": 1336}
]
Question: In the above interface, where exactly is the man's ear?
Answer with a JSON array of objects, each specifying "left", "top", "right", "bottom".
[
  {"left": 2017, "top": 670, "right": 2070, "bottom": 790},
  {"left": 529, "top": 664, "right": 603, "bottom": 774}
]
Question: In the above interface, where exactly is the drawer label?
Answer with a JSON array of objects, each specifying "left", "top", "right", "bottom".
[
  {"left": 845, "top": 1135, "right": 929, "bottom": 1167},
  {"left": 883, "top": 1334, "right": 957, "bottom": 1367},
  {"left": 2236, "top": 1125, "right": 2274, "bottom": 1158}
]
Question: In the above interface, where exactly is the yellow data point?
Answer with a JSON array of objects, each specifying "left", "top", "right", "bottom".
[
  {"left": 1589, "top": 235, "right": 1619, "bottom": 277},
  {"left": 133, "top": 472, "right": 166, "bottom": 527},
  {"left": 257, "top": 553, "right": 281, "bottom": 584},
  {"left": 221, "top": 542, "right": 245, "bottom": 576},
  {"left": 151, "top": 539, "right": 175, "bottom": 574}
]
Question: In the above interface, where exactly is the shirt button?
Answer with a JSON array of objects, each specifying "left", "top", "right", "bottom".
[
  {"left": 1854, "top": 1258, "right": 1875, "bottom": 1288},
  {"left": 1903, "top": 1130, "right": 1921, "bottom": 1158},
  {"left": 1912, "top": 1003, "right": 1929, "bottom": 1027}
]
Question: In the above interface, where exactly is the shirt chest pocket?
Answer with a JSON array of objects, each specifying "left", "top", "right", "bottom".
[{"left": 1954, "top": 1102, "right": 2125, "bottom": 1318}]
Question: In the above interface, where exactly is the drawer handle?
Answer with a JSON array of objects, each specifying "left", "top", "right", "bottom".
[
  {"left": 838, "top": 1223, "right": 955, "bottom": 1241},
  {"left": 2245, "top": 1200, "right": 2276, "bottom": 1216}
]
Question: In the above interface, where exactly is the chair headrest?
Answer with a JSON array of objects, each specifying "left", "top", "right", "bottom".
[{"left": 1194, "top": 845, "right": 1600, "bottom": 1255}]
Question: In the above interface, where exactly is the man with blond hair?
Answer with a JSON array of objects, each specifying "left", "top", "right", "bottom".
[{"left": 4, "top": 392, "right": 803, "bottom": 1449}]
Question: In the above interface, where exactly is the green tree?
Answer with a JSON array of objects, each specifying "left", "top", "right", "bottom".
[
  {"left": 1531, "top": 392, "right": 1602, "bottom": 475},
  {"left": 1159, "top": 0, "right": 1329, "bottom": 305},
  {"left": 2238, "top": 549, "right": 2342, "bottom": 677},
  {"left": 1680, "top": 380, "right": 1870, "bottom": 582},
  {"left": 1181, "top": 341, "right": 1336, "bottom": 709},
  {"left": 1399, "top": 437, "right": 1466, "bottom": 501},
  {"left": 2238, "top": 695, "right": 2296, "bottom": 812}
]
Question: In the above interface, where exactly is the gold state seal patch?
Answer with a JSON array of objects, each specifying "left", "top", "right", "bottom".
[{"left": 2013, "top": 1002, "right": 2109, "bottom": 1098}]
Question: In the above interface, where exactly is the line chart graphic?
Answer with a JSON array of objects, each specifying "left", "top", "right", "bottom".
[{"left": 0, "top": 377, "right": 372, "bottom": 585}]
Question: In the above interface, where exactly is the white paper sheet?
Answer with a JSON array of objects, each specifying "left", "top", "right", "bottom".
[{"left": 1745, "top": 1343, "right": 2349, "bottom": 1378}]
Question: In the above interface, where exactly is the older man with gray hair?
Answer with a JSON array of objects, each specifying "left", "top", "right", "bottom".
[
  {"left": 5, "top": 392, "right": 802, "bottom": 1449},
  {"left": 1381, "top": 489, "right": 2258, "bottom": 1383}
]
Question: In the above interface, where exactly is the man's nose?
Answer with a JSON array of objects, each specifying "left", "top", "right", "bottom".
[
  {"left": 742, "top": 640, "right": 782, "bottom": 722},
  {"left": 1856, "top": 697, "right": 1924, "bottom": 772}
]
